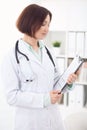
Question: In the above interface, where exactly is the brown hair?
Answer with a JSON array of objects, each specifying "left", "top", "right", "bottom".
[{"left": 16, "top": 4, "right": 52, "bottom": 37}]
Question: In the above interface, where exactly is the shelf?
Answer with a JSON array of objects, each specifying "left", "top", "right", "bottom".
[
  {"left": 45, "top": 30, "right": 87, "bottom": 107},
  {"left": 75, "top": 81, "right": 87, "bottom": 86},
  {"left": 56, "top": 54, "right": 67, "bottom": 58}
]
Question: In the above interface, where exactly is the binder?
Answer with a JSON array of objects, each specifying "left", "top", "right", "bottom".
[
  {"left": 68, "top": 85, "right": 85, "bottom": 107},
  {"left": 84, "top": 32, "right": 87, "bottom": 57},
  {"left": 55, "top": 55, "right": 87, "bottom": 93},
  {"left": 68, "top": 32, "right": 76, "bottom": 56},
  {"left": 76, "top": 32, "right": 84, "bottom": 57}
]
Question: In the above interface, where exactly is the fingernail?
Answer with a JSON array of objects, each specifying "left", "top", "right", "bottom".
[{"left": 58, "top": 92, "right": 61, "bottom": 94}]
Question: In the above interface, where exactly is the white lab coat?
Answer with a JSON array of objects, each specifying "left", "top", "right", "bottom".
[{"left": 1, "top": 39, "right": 66, "bottom": 130}]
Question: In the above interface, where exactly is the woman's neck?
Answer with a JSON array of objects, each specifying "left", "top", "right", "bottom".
[{"left": 22, "top": 34, "right": 39, "bottom": 52}]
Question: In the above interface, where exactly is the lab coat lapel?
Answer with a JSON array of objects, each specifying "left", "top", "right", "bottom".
[
  {"left": 18, "top": 39, "right": 53, "bottom": 70},
  {"left": 41, "top": 47, "right": 54, "bottom": 70},
  {"left": 18, "top": 40, "right": 43, "bottom": 66}
]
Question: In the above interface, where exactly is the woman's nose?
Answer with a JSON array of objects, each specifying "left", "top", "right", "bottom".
[{"left": 45, "top": 26, "right": 49, "bottom": 32}]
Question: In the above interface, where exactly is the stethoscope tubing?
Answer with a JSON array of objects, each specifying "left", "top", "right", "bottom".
[{"left": 15, "top": 40, "right": 29, "bottom": 64}]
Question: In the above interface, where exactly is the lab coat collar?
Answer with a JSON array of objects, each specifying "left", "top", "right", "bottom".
[{"left": 17, "top": 39, "right": 47, "bottom": 66}]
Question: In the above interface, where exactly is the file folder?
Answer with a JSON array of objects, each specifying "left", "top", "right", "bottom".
[{"left": 56, "top": 55, "right": 87, "bottom": 93}]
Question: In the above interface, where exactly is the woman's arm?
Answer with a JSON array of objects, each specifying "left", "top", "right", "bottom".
[{"left": 1, "top": 52, "right": 47, "bottom": 109}]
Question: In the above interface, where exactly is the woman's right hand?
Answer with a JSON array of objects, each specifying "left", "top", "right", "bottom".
[{"left": 50, "top": 90, "right": 62, "bottom": 104}]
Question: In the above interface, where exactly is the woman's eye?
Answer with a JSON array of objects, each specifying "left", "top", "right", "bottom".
[
  {"left": 42, "top": 22, "right": 50, "bottom": 27},
  {"left": 42, "top": 22, "right": 46, "bottom": 26}
]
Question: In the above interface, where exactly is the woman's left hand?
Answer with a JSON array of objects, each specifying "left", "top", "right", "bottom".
[
  {"left": 67, "top": 68, "right": 81, "bottom": 84},
  {"left": 67, "top": 73, "right": 78, "bottom": 84}
]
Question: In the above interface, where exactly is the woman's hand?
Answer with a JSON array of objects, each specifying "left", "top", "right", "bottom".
[
  {"left": 50, "top": 90, "right": 62, "bottom": 104},
  {"left": 67, "top": 73, "right": 78, "bottom": 84}
]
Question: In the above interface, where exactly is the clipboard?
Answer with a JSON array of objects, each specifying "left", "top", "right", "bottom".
[{"left": 56, "top": 55, "right": 87, "bottom": 93}]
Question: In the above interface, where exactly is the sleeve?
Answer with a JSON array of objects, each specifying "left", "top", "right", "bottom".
[
  {"left": 67, "top": 83, "right": 75, "bottom": 91},
  {"left": 43, "top": 93, "right": 51, "bottom": 107},
  {"left": 0, "top": 51, "right": 48, "bottom": 109}
]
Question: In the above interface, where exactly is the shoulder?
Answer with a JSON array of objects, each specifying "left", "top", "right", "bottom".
[{"left": 1, "top": 42, "right": 17, "bottom": 70}]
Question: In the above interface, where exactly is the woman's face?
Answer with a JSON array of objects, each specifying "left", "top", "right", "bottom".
[{"left": 34, "top": 14, "right": 51, "bottom": 40}]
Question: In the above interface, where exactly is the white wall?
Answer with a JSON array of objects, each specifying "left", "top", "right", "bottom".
[
  {"left": 0, "top": 1, "right": 40, "bottom": 130},
  {"left": 0, "top": 0, "right": 87, "bottom": 130},
  {"left": 0, "top": 0, "right": 34, "bottom": 60},
  {"left": 39, "top": 0, "right": 87, "bottom": 31}
]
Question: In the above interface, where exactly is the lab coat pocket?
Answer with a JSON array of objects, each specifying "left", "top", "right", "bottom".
[
  {"left": 19, "top": 58, "right": 35, "bottom": 79},
  {"left": 21, "top": 77, "right": 36, "bottom": 91},
  {"left": 19, "top": 68, "right": 38, "bottom": 92},
  {"left": 20, "top": 71, "right": 38, "bottom": 91},
  {"left": 18, "top": 58, "right": 37, "bottom": 91}
]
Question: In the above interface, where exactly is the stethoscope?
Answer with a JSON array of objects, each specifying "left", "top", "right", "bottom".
[
  {"left": 15, "top": 40, "right": 55, "bottom": 66},
  {"left": 15, "top": 40, "right": 29, "bottom": 64},
  {"left": 15, "top": 40, "right": 36, "bottom": 82},
  {"left": 15, "top": 40, "right": 57, "bottom": 82}
]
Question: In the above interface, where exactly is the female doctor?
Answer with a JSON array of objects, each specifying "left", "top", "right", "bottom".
[{"left": 1, "top": 4, "right": 78, "bottom": 130}]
